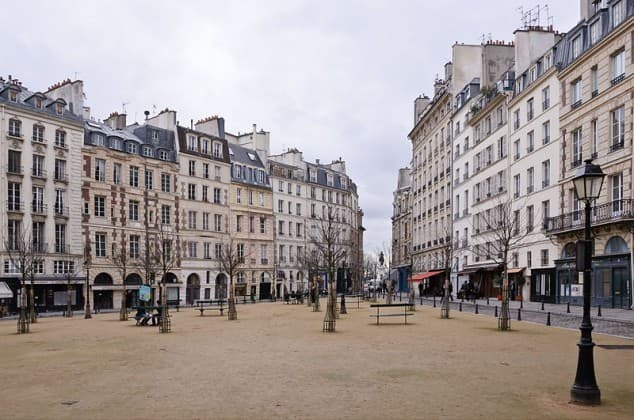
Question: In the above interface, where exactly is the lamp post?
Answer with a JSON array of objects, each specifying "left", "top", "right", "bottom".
[
  {"left": 84, "top": 258, "right": 91, "bottom": 319},
  {"left": 570, "top": 159, "right": 605, "bottom": 405}
]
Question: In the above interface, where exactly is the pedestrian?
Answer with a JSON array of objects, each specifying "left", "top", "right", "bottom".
[
  {"left": 449, "top": 282, "right": 454, "bottom": 301},
  {"left": 418, "top": 282, "right": 423, "bottom": 298}
]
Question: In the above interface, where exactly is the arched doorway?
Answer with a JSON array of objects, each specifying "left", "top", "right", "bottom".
[
  {"left": 259, "top": 272, "right": 271, "bottom": 300},
  {"left": 124, "top": 273, "right": 143, "bottom": 308},
  {"left": 93, "top": 273, "right": 114, "bottom": 311},
  {"left": 161, "top": 272, "right": 180, "bottom": 305},
  {"left": 186, "top": 274, "right": 201, "bottom": 305},
  {"left": 215, "top": 273, "right": 227, "bottom": 299},
  {"left": 601, "top": 236, "right": 631, "bottom": 308}
]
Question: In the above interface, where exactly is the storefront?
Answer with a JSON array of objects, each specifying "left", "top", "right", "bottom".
[{"left": 530, "top": 268, "right": 557, "bottom": 303}]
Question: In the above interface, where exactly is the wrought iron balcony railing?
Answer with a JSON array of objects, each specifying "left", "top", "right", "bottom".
[{"left": 544, "top": 199, "right": 634, "bottom": 235}]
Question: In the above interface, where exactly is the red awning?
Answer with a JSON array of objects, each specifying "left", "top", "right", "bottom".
[
  {"left": 507, "top": 267, "right": 525, "bottom": 274},
  {"left": 410, "top": 270, "right": 444, "bottom": 282}
]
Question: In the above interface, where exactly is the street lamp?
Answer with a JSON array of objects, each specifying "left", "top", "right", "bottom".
[
  {"left": 570, "top": 158, "right": 605, "bottom": 405},
  {"left": 84, "top": 258, "right": 92, "bottom": 319}
]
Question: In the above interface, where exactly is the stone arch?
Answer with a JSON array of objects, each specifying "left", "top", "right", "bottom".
[
  {"left": 605, "top": 236, "right": 628, "bottom": 255},
  {"left": 186, "top": 273, "right": 201, "bottom": 305},
  {"left": 124, "top": 273, "right": 142, "bottom": 285},
  {"left": 561, "top": 242, "right": 576, "bottom": 259},
  {"left": 94, "top": 273, "right": 113, "bottom": 285},
  {"left": 215, "top": 273, "right": 228, "bottom": 299}
]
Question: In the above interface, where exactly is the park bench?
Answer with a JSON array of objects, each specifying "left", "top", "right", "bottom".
[
  {"left": 133, "top": 306, "right": 161, "bottom": 326},
  {"left": 194, "top": 299, "right": 226, "bottom": 316},
  {"left": 345, "top": 293, "right": 363, "bottom": 309},
  {"left": 369, "top": 303, "right": 414, "bottom": 325}
]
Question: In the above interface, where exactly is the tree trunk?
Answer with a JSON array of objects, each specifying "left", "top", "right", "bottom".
[
  {"left": 159, "top": 282, "right": 171, "bottom": 333},
  {"left": 228, "top": 278, "right": 237, "bottom": 320},
  {"left": 17, "top": 285, "right": 29, "bottom": 334},
  {"left": 66, "top": 282, "right": 73, "bottom": 317},
  {"left": 498, "top": 268, "right": 511, "bottom": 330},
  {"left": 29, "top": 283, "right": 36, "bottom": 323},
  {"left": 441, "top": 277, "right": 450, "bottom": 318},
  {"left": 119, "top": 286, "right": 128, "bottom": 321}
]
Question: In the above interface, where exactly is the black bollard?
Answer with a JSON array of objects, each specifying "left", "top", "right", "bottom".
[
  {"left": 420, "top": 296, "right": 423, "bottom": 305},
  {"left": 517, "top": 308, "right": 522, "bottom": 321},
  {"left": 475, "top": 303, "right": 479, "bottom": 314},
  {"left": 433, "top": 295, "right": 436, "bottom": 308},
  {"left": 520, "top": 299, "right": 523, "bottom": 309},
  {"left": 399, "top": 291, "right": 402, "bottom": 302},
  {"left": 494, "top": 306, "right": 498, "bottom": 317},
  {"left": 459, "top": 302, "right": 462, "bottom": 312},
  {"left": 541, "top": 300, "right": 545, "bottom": 311},
  {"left": 546, "top": 311, "right": 551, "bottom": 326},
  {"left": 566, "top": 302, "right": 570, "bottom": 313},
  {"left": 486, "top": 297, "right": 490, "bottom": 305},
  {"left": 598, "top": 305, "right": 602, "bottom": 317}
]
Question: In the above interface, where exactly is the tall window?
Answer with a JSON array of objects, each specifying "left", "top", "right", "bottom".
[
  {"left": 542, "top": 160, "right": 550, "bottom": 188},
  {"left": 32, "top": 125, "right": 45, "bottom": 143},
  {"left": 55, "top": 189, "right": 65, "bottom": 214},
  {"left": 571, "top": 79, "right": 582, "bottom": 105},
  {"left": 513, "top": 139, "right": 520, "bottom": 160},
  {"left": 611, "top": 106, "right": 625, "bottom": 150},
  {"left": 32, "top": 154, "right": 44, "bottom": 177},
  {"left": 8, "top": 119, "right": 21, "bottom": 137},
  {"left": 129, "top": 200, "right": 139, "bottom": 221},
  {"left": 513, "top": 174, "right": 520, "bottom": 199},
  {"left": 161, "top": 173, "right": 171, "bottom": 193},
  {"left": 203, "top": 213, "right": 210, "bottom": 231},
  {"left": 130, "top": 235, "right": 139, "bottom": 259},
  {"left": 189, "top": 160, "right": 196, "bottom": 176},
  {"left": 32, "top": 186, "right": 44, "bottom": 213},
  {"left": 542, "top": 121, "right": 550, "bottom": 144},
  {"left": 145, "top": 169, "right": 153, "bottom": 190},
  {"left": 527, "top": 205, "right": 534, "bottom": 232},
  {"left": 590, "top": 21, "right": 601, "bottom": 45},
  {"left": 612, "top": 173, "right": 623, "bottom": 214},
  {"left": 541, "top": 86, "right": 550, "bottom": 110},
  {"left": 611, "top": 50, "right": 625, "bottom": 82},
  {"left": 591, "top": 66, "right": 599, "bottom": 96},
  {"left": 571, "top": 190, "right": 581, "bottom": 222},
  {"left": 572, "top": 128, "right": 583, "bottom": 166},
  {"left": 572, "top": 35, "right": 582, "bottom": 59},
  {"left": 527, "top": 167, "right": 534, "bottom": 193},
  {"left": 527, "top": 131, "right": 534, "bottom": 153},
  {"left": 214, "top": 214, "right": 222, "bottom": 232},
  {"left": 188, "top": 184, "right": 196, "bottom": 200},
  {"left": 55, "top": 224, "right": 66, "bottom": 253},
  {"left": 260, "top": 217, "right": 266, "bottom": 234},
  {"left": 591, "top": 119, "right": 599, "bottom": 157},
  {"left": 612, "top": 0, "right": 625, "bottom": 27},
  {"left": 55, "top": 130, "right": 66, "bottom": 148},
  {"left": 237, "top": 244, "right": 245, "bottom": 262},
  {"left": 188, "top": 211, "right": 197, "bottom": 229},
  {"left": 95, "top": 159, "right": 106, "bottom": 181},
  {"left": 542, "top": 200, "right": 550, "bottom": 221},
  {"left": 55, "top": 159, "right": 66, "bottom": 181},
  {"left": 95, "top": 233, "right": 106, "bottom": 257},
  {"left": 129, "top": 166, "right": 139, "bottom": 187},
  {"left": 113, "top": 163, "right": 121, "bottom": 185},
  {"left": 94, "top": 196, "right": 105, "bottom": 217},
  {"left": 8, "top": 182, "right": 20, "bottom": 211},
  {"left": 6, "top": 220, "right": 21, "bottom": 251},
  {"left": 161, "top": 205, "right": 171, "bottom": 225},
  {"left": 526, "top": 98, "right": 534, "bottom": 121},
  {"left": 213, "top": 142, "right": 222, "bottom": 159}
]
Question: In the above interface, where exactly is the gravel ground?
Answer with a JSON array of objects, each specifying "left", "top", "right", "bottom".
[{"left": 1, "top": 299, "right": 633, "bottom": 419}]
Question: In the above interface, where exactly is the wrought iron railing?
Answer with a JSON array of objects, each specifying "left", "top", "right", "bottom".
[{"left": 544, "top": 199, "right": 634, "bottom": 234}]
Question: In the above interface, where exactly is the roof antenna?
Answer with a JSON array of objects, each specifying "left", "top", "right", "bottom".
[{"left": 122, "top": 101, "right": 129, "bottom": 114}]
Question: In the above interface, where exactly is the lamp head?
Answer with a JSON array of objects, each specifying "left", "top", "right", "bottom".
[{"left": 573, "top": 159, "right": 605, "bottom": 202}]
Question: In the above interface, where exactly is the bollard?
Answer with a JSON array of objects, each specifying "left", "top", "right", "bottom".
[
  {"left": 433, "top": 296, "right": 436, "bottom": 308},
  {"left": 598, "top": 305, "right": 602, "bottom": 317},
  {"left": 541, "top": 300, "right": 545, "bottom": 311},
  {"left": 494, "top": 306, "right": 498, "bottom": 317},
  {"left": 420, "top": 296, "right": 423, "bottom": 305},
  {"left": 546, "top": 311, "right": 551, "bottom": 326},
  {"left": 486, "top": 297, "right": 490, "bottom": 305},
  {"left": 517, "top": 308, "right": 522, "bottom": 321},
  {"left": 520, "top": 299, "right": 523, "bottom": 309},
  {"left": 475, "top": 303, "right": 479, "bottom": 314},
  {"left": 567, "top": 302, "right": 570, "bottom": 313},
  {"left": 399, "top": 292, "right": 402, "bottom": 302},
  {"left": 459, "top": 301, "right": 462, "bottom": 312}
]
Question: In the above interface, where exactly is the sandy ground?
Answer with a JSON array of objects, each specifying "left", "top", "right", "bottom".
[{"left": 1, "top": 299, "right": 633, "bottom": 420}]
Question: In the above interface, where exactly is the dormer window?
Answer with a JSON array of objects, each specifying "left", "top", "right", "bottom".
[
  {"left": 143, "top": 146, "right": 153, "bottom": 157},
  {"left": 188, "top": 135, "right": 196, "bottom": 151},
  {"left": 35, "top": 98, "right": 42, "bottom": 109},
  {"left": 201, "top": 139, "right": 209, "bottom": 154},
  {"left": 159, "top": 150, "right": 168, "bottom": 161},
  {"left": 341, "top": 177, "right": 348, "bottom": 190},
  {"left": 247, "top": 152, "right": 256, "bottom": 161},
  {"left": 572, "top": 35, "right": 582, "bottom": 59},
  {"left": 233, "top": 164, "right": 241, "bottom": 178},
  {"left": 309, "top": 169, "right": 317, "bottom": 183},
  {"left": 92, "top": 133, "right": 105, "bottom": 146},
  {"left": 213, "top": 142, "right": 222, "bottom": 159},
  {"left": 9, "top": 91, "right": 17, "bottom": 102},
  {"left": 127, "top": 142, "right": 138, "bottom": 154},
  {"left": 151, "top": 130, "right": 159, "bottom": 140},
  {"left": 326, "top": 173, "right": 333, "bottom": 187},
  {"left": 56, "top": 103, "right": 64, "bottom": 115}
]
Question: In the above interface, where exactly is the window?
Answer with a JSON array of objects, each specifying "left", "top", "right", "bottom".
[
  {"left": 278, "top": 220, "right": 284, "bottom": 235},
  {"left": 526, "top": 167, "right": 534, "bottom": 194},
  {"left": 591, "top": 119, "right": 599, "bottom": 157},
  {"left": 188, "top": 242, "right": 197, "bottom": 258},
  {"left": 8, "top": 119, "right": 21, "bottom": 137},
  {"left": 572, "top": 128, "right": 582, "bottom": 166},
  {"left": 56, "top": 103, "right": 64, "bottom": 115},
  {"left": 236, "top": 188, "right": 241, "bottom": 204},
  {"left": 572, "top": 190, "right": 581, "bottom": 222},
  {"left": 513, "top": 109, "right": 520, "bottom": 130},
  {"left": 188, "top": 184, "right": 196, "bottom": 200},
  {"left": 233, "top": 165, "right": 241, "bottom": 178},
  {"left": 296, "top": 203, "right": 302, "bottom": 216},
  {"left": 32, "top": 154, "right": 44, "bottom": 177},
  {"left": 55, "top": 223, "right": 66, "bottom": 253},
  {"left": 249, "top": 191, "right": 254, "bottom": 205},
  {"left": 203, "top": 163, "right": 209, "bottom": 179},
  {"left": 201, "top": 139, "right": 209, "bottom": 155},
  {"left": 113, "top": 163, "right": 121, "bottom": 185},
  {"left": 278, "top": 199, "right": 284, "bottom": 213},
  {"left": 92, "top": 133, "right": 105, "bottom": 146},
  {"left": 188, "top": 211, "right": 197, "bottom": 229},
  {"left": 204, "top": 243, "right": 211, "bottom": 259},
  {"left": 540, "top": 249, "right": 549, "bottom": 267},
  {"left": 202, "top": 186, "right": 208, "bottom": 202},
  {"left": 161, "top": 173, "right": 171, "bottom": 193},
  {"left": 296, "top": 184, "right": 301, "bottom": 196},
  {"left": 145, "top": 169, "right": 153, "bottom": 190},
  {"left": 541, "top": 86, "right": 550, "bottom": 110},
  {"left": 542, "top": 121, "right": 550, "bottom": 145},
  {"left": 612, "top": 0, "right": 625, "bottom": 27},
  {"left": 95, "top": 233, "right": 106, "bottom": 257},
  {"left": 129, "top": 200, "right": 139, "bottom": 221},
  {"left": 94, "top": 196, "right": 105, "bottom": 217},
  {"left": 260, "top": 217, "right": 266, "bottom": 234},
  {"left": 590, "top": 21, "right": 601, "bottom": 45},
  {"left": 110, "top": 137, "right": 122, "bottom": 150},
  {"left": 55, "top": 130, "right": 66, "bottom": 148},
  {"left": 54, "top": 189, "right": 65, "bottom": 215},
  {"left": 159, "top": 150, "right": 169, "bottom": 161},
  {"left": 591, "top": 66, "right": 598, "bottom": 96},
  {"left": 213, "top": 187, "right": 221, "bottom": 204},
  {"left": 571, "top": 79, "right": 582, "bottom": 106},
  {"left": 213, "top": 142, "right": 222, "bottom": 159},
  {"left": 214, "top": 214, "right": 222, "bottom": 232},
  {"left": 215, "top": 243, "right": 222, "bottom": 259},
  {"left": 127, "top": 142, "right": 138, "bottom": 154},
  {"left": 611, "top": 106, "right": 625, "bottom": 150},
  {"left": 188, "top": 135, "right": 197, "bottom": 151},
  {"left": 129, "top": 166, "right": 139, "bottom": 187},
  {"left": 571, "top": 35, "right": 582, "bottom": 59},
  {"left": 202, "top": 213, "right": 210, "bottom": 231},
  {"left": 527, "top": 131, "right": 534, "bottom": 153},
  {"left": 249, "top": 216, "right": 255, "bottom": 233},
  {"left": 95, "top": 159, "right": 106, "bottom": 181},
  {"left": 32, "top": 185, "right": 44, "bottom": 213},
  {"left": 130, "top": 235, "right": 139, "bottom": 259},
  {"left": 296, "top": 223, "right": 302, "bottom": 237},
  {"left": 237, "top": 244, "right": 245, "bottom": 263},
  {"left": 189, "top": 160, "right": 196, "bottom": 176},
  {"left": 152, "top": 130, "right": 159, "bottom": 140},
  {"left": 9, "top": 91, "right": 17, "bottom": 103},
  {"left": 527, "top": 205, "right": 534, "bottom": 232},
  {"left": 513, "top": 139, "right": 520, "bottom": 160},
  {"left": 611, "top": 50, "right": 625, "bottom": 83},
  {"left": 261, "top": 244, "right": 268, "bottom": 264},
  {"left": 612, "top": 173, "right": 624, "bottom": 214},
  {"left": 542, "top": 199, "right": 550, "bottom": 221},
  {"left": 54, "top": 260, "right": 75, "bottom": 274},
  {"left": 161, "top": 205, "right": 171, "bottom": 225},
  {"left": 236, "top": 215, "right": 243, "bottom": 232},
  {"left": 526, "top": 98, "right": 534, "bottom": 121},
  {"left": 6, "top": 182, "right": 20, "bottom": 212},
  {"left": 32, "top": 125, "right": 45, "bottom": 143},
  {"left": 513, "top": 174, "right": 520, "bottom": 199},
  {"left": 542, "top": 160, "right": 550, "bottom": 188}
]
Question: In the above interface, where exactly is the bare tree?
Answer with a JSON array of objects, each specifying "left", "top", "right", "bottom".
[
  {"left": 153, "top": 222, "right": 178, "bottom": 333},
  {"left": 471, "top": 199, "right": 529, "bottom": 330},
  {"left": 217, "top": 236, "right": 248, "bottom": 320},
  {"left": 309, "top": 206, "right": 348, "bottom": 332},
  {"left": 297, "top": 246, "right": 323, "bottom": 309},
  {"left": 112, "top": 230, "right": 130, "bottom": 321},
  {"left": 4, "top": 222, "right": 42, "bottom": 333},
  {"left": 61, "top": 255, "right": 84, "bottom": 318},
  {"left": 438, "top": 225, "right": 454, "bottom": 319}
]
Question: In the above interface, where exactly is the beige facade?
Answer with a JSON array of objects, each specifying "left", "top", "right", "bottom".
[{"left": 391, "top": 167, "right": 411, "bottom": 273}]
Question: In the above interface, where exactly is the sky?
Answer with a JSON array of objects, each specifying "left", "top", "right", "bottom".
[{"left": 3, "top": 0, "right": 579, "bottom": 254}]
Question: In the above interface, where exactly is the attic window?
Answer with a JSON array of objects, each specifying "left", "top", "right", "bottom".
[
  {"left": 9, "top": 91, "right": 17, "bottom": 102},
  {"left": 247, "top": 152, "right": 256, "bottom": 161},
  {"left": 159, "top": 150, "right": 168, "bottom": 161},
  {"left": 152, "top": 130, "right": 159, "bottom": 140},
  {"left": 56, "top": 103, "right": 64, "bottom": 115},
  {"left": 35, "top": 98, "right": 42, "bottom": 109},
  {"left": 229, "top": 147, "right": 234, "bottom": 156}
]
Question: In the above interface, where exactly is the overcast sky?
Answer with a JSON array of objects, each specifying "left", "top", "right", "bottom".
[{"left": 4, "top": 1, "right": 579, "bottom": 254}]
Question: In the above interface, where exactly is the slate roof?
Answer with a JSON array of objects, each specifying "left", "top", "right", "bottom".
[
  {"left": 0, "top": 80, "right": 82, "bottom": 124},
  {"left": 229, "top": 143, "right": 270, "bottom": 187}
]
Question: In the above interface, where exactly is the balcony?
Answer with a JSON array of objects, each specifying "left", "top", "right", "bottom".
[
  {"left": 54, "top": 172, "right": 69, "bottom": 183},
  {"left": 54, "top": 244, "right": 71, "bottom": 254},
  {"left": 527, "top": 185, "right": 534, "bottom": 194},
  {"left": 542, "top": 136, "right": 550, "bottom": 145},
  {"left": 544, "top": 199, "right": 634, "bottom": 235},
  {"left": 54, "top": 206, "right": 69, "bottom": 217},
  {"left": 570, "top": 159, "right": 583, "bottom": 169},
  {"left": 7, "top": 201, "right": 23, "bottom": 212},
  {"left": 542, "top": 180, "right": 550, "bottom": 188},
  {"left": 591, "top": 89, "right": 599, "bottom": 98},
  {"left": 462, "top": 209, "right": 468, "bottom": 217},
  {"left": 6, "top": 165, "right": 23, "bottom": 175},
  {"left": 32, "top": 202, "right": 47, "bottom": 215},
  {"left": 609, "top": 141, "right": 624, "bottom": 153},
  {"left": 32, "top": 242, "right": 48, "bottom": 253},
  {"left": 571, "top": 99, "right": 582, "bottom": 109},
  {"left": 526, "top": 146, "right": 534, "bottom": 154},
  {"left": 32, "top": 168, "right": 47, "bottom": 179},
  {"left": 611, "top": 73, "right": 625, "bottom": 86},
  {"left": 542, "top": 100, "right": 549, "bottom": 110},
  {"left": 513, "top": 154, "right": 520, "bottom": 161}
]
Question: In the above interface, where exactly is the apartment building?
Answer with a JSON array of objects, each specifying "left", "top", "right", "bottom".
[
  {"left": 507, "top": 28, "right": 562, "bottom": 302},
  {"left": 268, "top": 149, "right": 308, "bottom": 295},
  {"left": 545, "top": 0, "right": 634, "bottom": 309},
  {"left": 391, "top": 167, "right": 411, "bottom": 289},
  {"left": 82, "top": 112, "right": 179, "bottom": 310},
  {"left": 0, "top": 77, "right": 84, "bottom": 313},
  {"left": 175, "top": 117, "right": 232, "bottom": 304}
]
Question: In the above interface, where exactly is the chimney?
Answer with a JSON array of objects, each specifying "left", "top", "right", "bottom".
[
  {"left": 434, "top": 79, "right": 445, "bottom": 96},
  {"left": 144, "top": 110, "right": 150, "bottom": 121},
  {"left": 316, "top": 159, "right": 320, "bottom": 165},
  {"left": 253, "top": 124, "right": 257, "bottom": 135},
  {"left": 414, "top": 95, "right": 431, "bottom": 125},
  {"left": 104, "top": 112, "right": 127, "bottom": 130}
]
